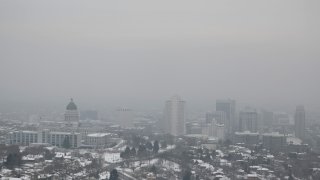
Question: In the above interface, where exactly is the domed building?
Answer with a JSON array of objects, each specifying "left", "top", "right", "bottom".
[{"left": 65, "top": 98, "right": 79, "bottom": 122}]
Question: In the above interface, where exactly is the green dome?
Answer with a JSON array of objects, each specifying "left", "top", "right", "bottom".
[{"left": 66, "top": 98, "right": 77, "bottom": 110}]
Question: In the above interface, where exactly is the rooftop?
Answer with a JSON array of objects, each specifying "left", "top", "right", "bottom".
[
  {"left": 262, "top": 132, "right": 285, "bottom": 137},
  {"left": 87, "top": 133, "right": 111, "bottom": 137},
  {"left": 235, "top": 131, "right": 259, "bottom": 135},
  {"left": 66, "top": 98, "right": 77, "bottom": 110}
]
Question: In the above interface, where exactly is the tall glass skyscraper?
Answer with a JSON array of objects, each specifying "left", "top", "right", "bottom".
[
  {"left": 216, "top": 99, "right": 236, "bottom": 135},
  {"left": 294, "top": 105, "right": 306, "bottom": 140},
  {"left": 164, "top": 95, "right": 186, "bottom": 136}
]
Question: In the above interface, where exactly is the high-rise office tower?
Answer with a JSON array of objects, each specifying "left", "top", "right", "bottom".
[
  {"left": 205, "top": 111, "right": 226, "bottom": 124},
  {"left": 294, "top": 105, "right": 306, "bottom": 140},
  {"left": 65, "top": 98, "right": 79, "bottom": 122},
  {"left": 164, "top": 95, "right": 186, "bottom": 136},
  {"left": 261, "top": 110, "right": 274, "bottom": 127},
  {"left": 274, "top": 112, "right": 290, "bottom": 126},
  {"left": 216, "top": 99, "right": 236, "bottom": 135},
  {"left": 202, "top": 119, "right": 225, "bottom": 141},
  {"left": 239, "top": 109, "right": 258, "bottom": 132},
  {"left": 115, "top": 107, "right": 134, "bottom": 128}
]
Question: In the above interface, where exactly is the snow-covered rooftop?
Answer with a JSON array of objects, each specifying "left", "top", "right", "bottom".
[{"left": 87, "top": 133, "right": 110, "bottom": 137}]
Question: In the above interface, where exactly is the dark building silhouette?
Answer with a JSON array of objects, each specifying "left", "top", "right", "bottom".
[{"left": 294, "top": 105, "right": 306, "bottom": 140}]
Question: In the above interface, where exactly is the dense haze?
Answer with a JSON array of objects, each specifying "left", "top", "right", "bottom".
[{"left": 1, "top": 0, "right": 320, "bottom": 112}]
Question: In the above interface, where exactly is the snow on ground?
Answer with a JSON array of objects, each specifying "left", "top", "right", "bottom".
[
  {"left": 148, "top": 158, "right": 159, "bottom": 165},
  {"left": 78, "top": 149, "right": 91, "bottom": 155},
  {"left": 19, "top": 146, "right": 27, "bottom": 153},
  {"left": 78, "top": 159, "right": 92, "bottom": 167},
  {"left": 199, "top": 162, "right": 214, "bottom": 170},
  {"left": 104, "top": 152, "right": 122, "bottom": 163},
  {"left": 106, "top": 139, "right": 125, "bottom": 151},
  {"left": 74, "top": 171, "right": 86, "bottom": 178},
  {"left": 99, "top": 171, "right": 110, "bottom": 180},
  {"left": 118, "top": 145, "right": 127, "bottom": 151},
  {"left": 216, "top": 150, "right": 225, "bottom": 157},
  {"left": 116, "top": 168, "right": 138, "bottom": 180},
  {"left": 220, "top": 159, "right": 231, "bottom": 167},
  {"left": 215, "top": 175, "right": 230, "bottom": 180},
  {"left": 90, "top": 152, "right": 100, "bottom": 159},
  {"left": 162, "top": 160, "right": 181, "bottom": 172},
  {"left": 132, "top": 158, "right": 159, "bottom": 167},
  {"left": 45, "top": 146, "right": 55, "bottom": 151},
  {"left": 232, "top": 145, "right": 251, "bottom": 154},
  {"left": 266, "top": 154, "right": 274, "bottom": 159},
  {"left": 23, "top": 163, "right": 35, "bottom": 168},
  {"left": 55, "top": 152, "right": 71, "bottom": 158},
  {"left": 1, "top": 168, "right": 12, "bottom": 175},
  {"left": 123, "top": 168, "right": 134, "bottom": 173},
  {"left": 159, "top": 145, "right": 176, "bottom": 153},
  {"left": 192, "top": 159, "right": 214, "bottom": 171},
  {"left": 129, "top": 158, "right": 180, "bottom": 172},
  {"left": 22, "top": 154, "right": 43, "bottom": 161}
]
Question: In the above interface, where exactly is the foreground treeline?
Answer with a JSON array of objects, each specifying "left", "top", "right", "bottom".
[
  {"left": 0, "top": 144, "right": 55, "bottom": 169},
  {"left": 120, "top": 140, "right": 160, "bottom": 158}
]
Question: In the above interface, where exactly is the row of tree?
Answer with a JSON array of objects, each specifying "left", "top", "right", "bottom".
[
  {"left": 0, "top": 144, "right": 58, "bottom": 170},
  {"left": 0, "top": 145, "right": 22, "bottom": 169},
  {"left": 120, "top": 140, "right": 160, "bottom": 158},
  {"left": 127, "top": 134, "right": 172, "bottom": 147}
]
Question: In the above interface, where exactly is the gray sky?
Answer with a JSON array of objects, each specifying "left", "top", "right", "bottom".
[{"left": 0, "top": 0, "right": 319, "bottom": 112}]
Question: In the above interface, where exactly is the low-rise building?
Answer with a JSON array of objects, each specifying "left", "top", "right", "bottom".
[
  {"left": 287, "top": 136, "right": 310, "bottom": 153},
  {"left": 186, "top": 122, "right": 202, "bottom": 134},
  {"left": 262, "top": 132, "right": 287, "bottom": 152},
  {"left": 6, "top": 130, "right": 38, "bottom": 146},
  {"left": 6, "top": 130, "right": 81, "bottom": 148},
  {"left": 84, "top": 133, "right": 111, "bottom": 148},
  {"left": 234, "top": 131, "right": 259, "bottom": 145}
]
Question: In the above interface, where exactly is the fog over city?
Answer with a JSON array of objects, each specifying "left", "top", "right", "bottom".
[
  {"left": 2, "top": 1, "right": 320, "bottom": 180},
  {"left": 1, "top": 0, "right": 320, "bottom": 112}
]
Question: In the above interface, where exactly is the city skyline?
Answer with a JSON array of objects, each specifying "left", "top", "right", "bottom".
[
  {"left": 1, "top": 0, "right": 320, "bottom": 113},
  {"left": 1, "top": 1, "right": 319, "bottom": 179}
]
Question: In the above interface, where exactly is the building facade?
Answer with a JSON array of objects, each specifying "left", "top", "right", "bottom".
[
  {"left": 239, "top": 109, "right": 258, "bottom": 132},
  {"left": 65, "top": 98, "right": 80, "bottom": 122},
  {"left": 216, "top": 99, "right": 236, "bottom": 135},
  {"left": 84, "top": 133, "right": 111, "bottom": 148},
  {"left": 234, "top": 131, "right": 259, "bottom": 145},
  {"left": 6, "top": 131, "right": 39, "bottom": 146},
  {"left": 164, "top": 95, "right": 186, "bottom": 136},
  {"left": 216, "top": 123, "right": 225, "bottom": 141},
  {"left": 294, "top": 105, "right": 306, "bottom": 140},
  {"left": 205, "top": 111, "right": 226, "bottom": 124},
  {"left": 261, "top": 110, "right": 274, "bottom": 128},
  {"left": 6, "top": 130, "right": 81, "bottom": 148},
  {"left": 186, "top": 122, "right": 202, "bottom": 134},
  {"left": 262, "top": 132, "right": 287, "bottom": 152}
]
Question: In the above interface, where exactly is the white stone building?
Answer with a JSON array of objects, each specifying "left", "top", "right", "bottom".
[
  {"left": 6, "top": 130, "right": 81, "bottom": 148},
  {"left": 84, "top": 133, "right": 111, "bottom": 148}
]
